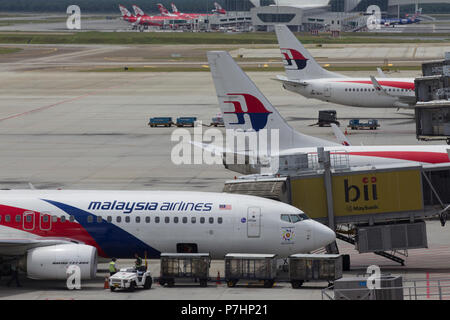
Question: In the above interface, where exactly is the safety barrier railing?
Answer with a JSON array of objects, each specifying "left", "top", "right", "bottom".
[{"left": 321, "top": 277, "right": 450, "bottom": 300}]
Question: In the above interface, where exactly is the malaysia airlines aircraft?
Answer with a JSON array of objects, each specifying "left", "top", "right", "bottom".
[
  {"left": 0, "top": 190, "right": 334, "bottom": 280},
  {"left": 206, "top": 51, "right": 450, "bottom": 169},
  {"left": 274, "top": 25, "right": 416, "bottom": 109}
]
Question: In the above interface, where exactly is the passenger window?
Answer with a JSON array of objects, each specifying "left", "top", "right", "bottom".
[
  {"left": 145, "top": 216, "right": 150, "bottom": 223},
  {"left": 107, "top": 216, "right": 112, "bottom": 223},
  {"left": 116, "top": 216, "right": 121, "bottom": 223},
  {"left": 200, "top": 217, "right": 205, "bottom": 224},
  {"left": 174, "top": 217, "right": 179, "bottom": 223},
  {"left": 52, "top": 215, "right": 57, "bottom": 223},
  {"left": 43, "top": 215, "right": 49, "bottom": 223},
  {"left": 26, "top": 215, "right": 32, "bottom": 222},
  {"left": 218, "top": 217, "right": 223, "bottom": 224},
  {"left": 155, "top": 216, "right": 160, "bottom": 223},
  {"left": 15, "top": 215, "right": 21, "bottom": 223},
  {"left": 191, "top": 217, "right": 196, "bottom": 224},
  {"left": 97, "top": 216, "right": 102, "bottom": 223},
  {"left": 5, "top": 215, "right": 10, "bottom": 222},
  {"left": 87, "top": 216, "right": 93, "bottom": 223},
  {"left": 209, "top": 217, "right": 214, "bottom": 224},
  {"left": 61, "top": 216, "right": 66, "bottom": 223},
  {"left": 136, "top": 217, "right": 140, "bottom": 223},
  {"left": 125, "top": 216, "right": 130, "bottom": 223},
  {"left": 281, "top": 214, "right": 291, "bottom": 223},
  {"left": 70, "top": 215, "right": 75, "bottom": 222},
  {"left": 0, "top": 215, "right": 2, "bottom": 222},
  {"left": 165, "top": 217, "right": 170, "bottom": 223},
  {"left": 182, "top": 217, "right": 187, "bottom": 224}
]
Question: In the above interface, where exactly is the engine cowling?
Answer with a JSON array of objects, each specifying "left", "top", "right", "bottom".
[{"left": 22, "top": 244, "right": 97, "bottom": 280}]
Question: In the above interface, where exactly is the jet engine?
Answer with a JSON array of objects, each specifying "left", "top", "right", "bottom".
[{"left": 20, "top": 244, "right": 97, "bottom": 280}]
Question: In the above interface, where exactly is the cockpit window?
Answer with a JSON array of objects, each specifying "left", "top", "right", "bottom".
[
  {"left": 292, "top": 213, "right": 310, "bottom": 222},
  {"left": 281, "top": 213, "right": 311, "bottom": 223}
]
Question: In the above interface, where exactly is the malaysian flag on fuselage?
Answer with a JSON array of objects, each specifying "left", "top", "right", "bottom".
[{"left": 219, "top": 204, "right": 232, "bottom": 210}]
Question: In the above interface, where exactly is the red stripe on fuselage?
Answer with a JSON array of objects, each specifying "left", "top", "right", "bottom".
[
  {"left": 344, "top": 151, "right": 449, "bottom": 164},
  {"left": 336, "top": 80, "right": 415, "bottom": 90},
  {"left": 0, "top": 204, "right": 107, "bottom": 257}
]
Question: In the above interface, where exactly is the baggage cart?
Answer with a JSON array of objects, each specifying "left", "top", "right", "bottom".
[
  {"left": 224, "top": 253, "right": 278, "bottom": 288},
  {"left": 348, "top": 119, "right": 380, "bottom": 130},
  {"left": 289, "top": 254, "right": 342, "bottom": 288},
  {"left": 176, "top": 117, "right": 197, "bottom": 127},
  {"left": 148, "top": 117, "right": 173, "bottom": 127},
  {"left": 159, "top": 253, "right": 211, "bottom": 287}
]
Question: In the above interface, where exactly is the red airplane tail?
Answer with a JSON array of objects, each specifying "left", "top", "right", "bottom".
[
  {"left": 171, "top": 3, "right": 179, "bottom": 14},
  {"left": 157, "top": 3, "right": 170, "bottom": 16}
]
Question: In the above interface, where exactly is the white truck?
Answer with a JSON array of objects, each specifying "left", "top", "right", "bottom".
[{"left": 109, "top": 267, "right": 152, "bottom": 292}]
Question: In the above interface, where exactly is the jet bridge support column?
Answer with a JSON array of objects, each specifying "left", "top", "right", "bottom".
[{"left": 318, "top": 147, "right": 335, "bottom": 231}]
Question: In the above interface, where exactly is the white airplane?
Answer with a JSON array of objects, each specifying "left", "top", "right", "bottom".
[
  {"left": 274, "top": 25, "right": 416, "bottom": 109},
  {"left": 206, "top": 51, "right": 450, "bottom": 168},
  {"left": 0, "top": 190, "right": 335, "bottom": 280}
]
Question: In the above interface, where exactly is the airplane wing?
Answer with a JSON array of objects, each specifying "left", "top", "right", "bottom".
[
  {"left": 0, "top": 238, "right": 77, "bottom": 256},
  {"left": 370, "top": 75, "right": 416, "bottom": 106},
  {"left": 330, "top": 123, "right": 351, "bottom": 146},
  {"left": 272, "top": 75, "right": 309, "bottom": 86},
  {"left": 377, "top": 68, "right": 386, "bottom": 78}
]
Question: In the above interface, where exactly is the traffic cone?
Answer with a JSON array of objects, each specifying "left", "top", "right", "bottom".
[
  {"left": 216, "top": 271, "right": 221, "bottom": 285},
  {"left": 104, "top": 276, "right": 110, "bottom": 289}
]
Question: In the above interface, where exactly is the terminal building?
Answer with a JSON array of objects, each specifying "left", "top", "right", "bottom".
[{"left": 208, "top": 0, "right": 448, "bottom": 32}]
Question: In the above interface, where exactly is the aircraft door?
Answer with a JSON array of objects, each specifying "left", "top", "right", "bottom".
[
  {"left": 324, "top": 84, "right": 332, "bottom": 98},
  {"left": 23, "top": 211, "right": 35, "bottom": 231},
  {"left": 247, "top": 207, "right": 261, "bottom": 238},
  {"left": 39, "top": 212, "right": 52, "bottom": 231}
]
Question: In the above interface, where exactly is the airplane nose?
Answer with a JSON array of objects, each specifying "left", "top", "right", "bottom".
[{"left": 314, "top": 222, "right": 336, "bottom": 248}]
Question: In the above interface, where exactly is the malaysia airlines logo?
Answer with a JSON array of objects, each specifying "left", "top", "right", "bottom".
[
  {"left": 223, "top": 93, "right": 272, "bottom": 132},
  {"left": 280, "top": 48, "right": 308, "bottom": 70}
]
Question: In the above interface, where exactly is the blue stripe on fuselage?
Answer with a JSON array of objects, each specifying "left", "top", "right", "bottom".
[{"left": 43, "top": 199, "right": 161, "bottom": 259}]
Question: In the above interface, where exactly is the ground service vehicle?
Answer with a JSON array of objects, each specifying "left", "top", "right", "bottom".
[
  {"left": 109, "top": 267, "right": 152, "bottom": 292},
  {"left": 348, "top": 119, "right": 380, "bottom": 130},
  {"left": 148, "top": 117, "right": 173, "bottom": 127},
  {"left": 316, "top": 110, "right": 339, "bottom": 127},
  {"left": 176, "top": 117, "right": 197, "bottom": 127}
]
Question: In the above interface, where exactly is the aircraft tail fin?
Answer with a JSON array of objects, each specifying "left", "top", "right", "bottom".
[
  {"left": 275, "top": 24, "right": 345, "bottom": 81},
  {"left": 207, "top": 51, "right": 336, "bottom": 151},
  {"left": 132, "top": 5, "right": 145, "bottom": 17},
  {"left": 157, "top": 3, "right": 170, "bottom": 16},
  {"left": 119, "top": 5, "right": 132, "bottom": 17},
  {"left": 171, "top": 3, "right": 179, "bottom": 13}
]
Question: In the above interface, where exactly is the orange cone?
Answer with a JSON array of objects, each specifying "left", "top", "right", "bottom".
[
  {"left": 216, "top": 271, "right": 221, "bottom": 285},
  {"left": 104, "top": 276, "right": 110, "bottom": 289}
]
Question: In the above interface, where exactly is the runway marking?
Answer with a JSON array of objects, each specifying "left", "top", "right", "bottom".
[{"left": 0, "top": 75, "right": 152, "bottom": 122}]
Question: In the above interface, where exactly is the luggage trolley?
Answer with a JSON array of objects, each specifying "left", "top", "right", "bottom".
[
  {"left": 159, "top": 253, "right": 211, "bottom": 287},
  {"left": 225, "top": 253, "right": 278, "bottom": 288}
]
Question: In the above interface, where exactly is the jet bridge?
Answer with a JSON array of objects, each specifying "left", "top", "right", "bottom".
[{"left": 223, "top": 151, "right": 450, "bottom": 265}]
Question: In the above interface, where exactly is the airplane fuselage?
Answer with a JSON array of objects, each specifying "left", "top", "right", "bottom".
[
  {"left": 0, "top": 190, "right": 334, "bottom": 259},
  {"left": 283, "top": 77, "right": 415, "bottom": 108}
]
